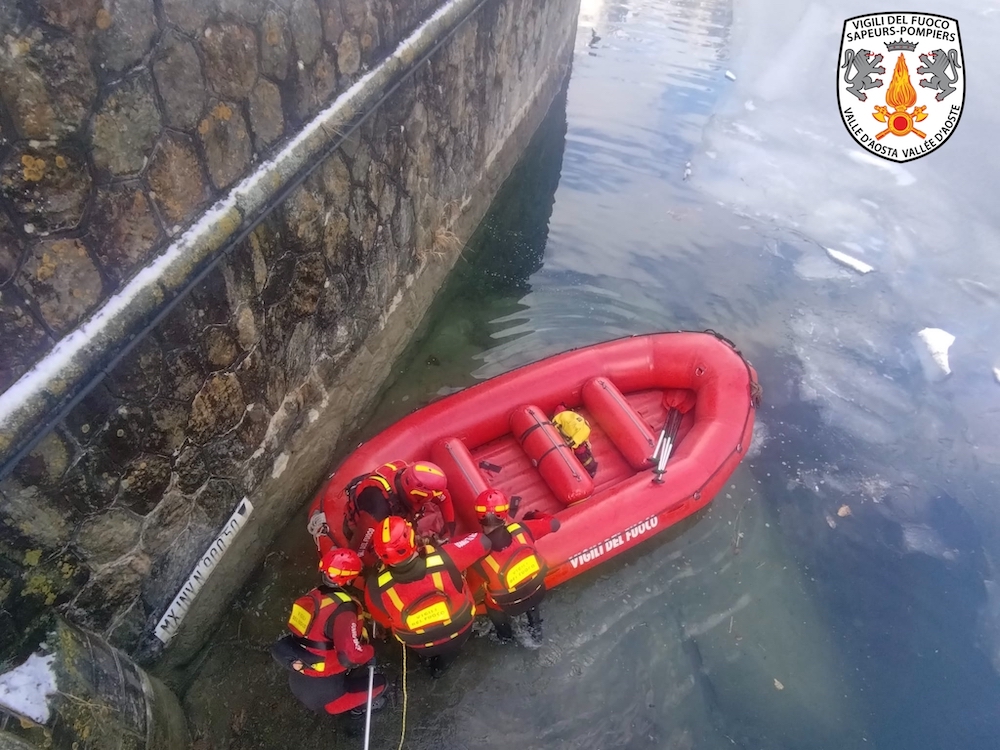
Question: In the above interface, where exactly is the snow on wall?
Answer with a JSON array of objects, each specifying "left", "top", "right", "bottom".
[{"left": 0, "top": 651, "right": 58, "bottom": 724}]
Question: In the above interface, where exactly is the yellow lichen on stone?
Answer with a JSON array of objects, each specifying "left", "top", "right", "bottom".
[
  {"left": 212, "top": 102, "right": 233, "bottom": 121},
  {"left": 95, "top": 8, "right": 112, "bottom": 30},
  {"left": 36, "top": 252, "right": 57, "bottom": 281},
  {"left": 24, "top": 549, "right": 43, "bottom": 566},
  {"left": 60, "top": 561, "right": 77, "bottom": 578},
  {"left": 12, "top": 37, "right": 32, "bottom": 57},
  {"left": 198, "top": 118, "right": 211, "bottom": 135},
  {"left": 55, "top": 155, "right": 68, "bottom": 169},
  {"left": 22, "top": 574, "right": 57, "bottom": 605},
  {"left": 22, "top": 154, "right": 47, "bottom": 181}
]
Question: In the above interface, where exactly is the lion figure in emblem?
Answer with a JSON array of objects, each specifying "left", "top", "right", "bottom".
[
  {"left": 842, "top": 49, "right": 885, "bottom": 101},
  {"left": 916, "top": 49, "right": 962, "bottom": 101}
]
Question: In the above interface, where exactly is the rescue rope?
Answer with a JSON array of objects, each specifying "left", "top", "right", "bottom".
[{"left": 397, "top": 640, "right": 408, "bottom": 750}]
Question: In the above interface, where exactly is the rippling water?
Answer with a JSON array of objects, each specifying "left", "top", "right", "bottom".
[{"left": 186, "top": 1, "right": 1000, "bottom": 748}]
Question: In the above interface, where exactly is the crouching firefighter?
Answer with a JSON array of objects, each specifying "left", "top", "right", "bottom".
[
  {"left": 270, "top": 548, "right": 387, "bottom": 717},
  {"left": 364, "top": 516, "right": 491, "bottom": 677},
  {"left": 466, "top": 489, "right": 560, "bottom": 642},
  {"left": 342, "top": 461, "right": 458, "bottom": 565}
]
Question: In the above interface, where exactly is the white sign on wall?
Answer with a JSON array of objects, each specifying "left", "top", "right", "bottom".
[{"left": 154, "top": 497, "right": 254, "bottom": 644}]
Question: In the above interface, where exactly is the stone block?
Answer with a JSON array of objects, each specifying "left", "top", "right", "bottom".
[
  {"left": 194, "top": 477, "right": 242, "bottom": 527},
  {"left": 141, "top": 489, "right": 195, "bottom": 559},
  {"left": 118, "top": 454, "right": 172, "bottom": 515},
  {"left": 0, "top": 210, "right": 21, "bottom": 285},
  {"left": 0, "top": 26, "right": 97, "bottom": 140},
  {"left": 0, "top": 145, "right": 93, "bottom": 234},
  {"left": 289, "top": 48, "right": 337, "bottom": 122},
  {"left": 175, "top": 445, "right": 208, "bottom": 493},
  {"left": 217, "top": 0, "right": 265, "bottom": 24},
  {"left": 76, "top": 507, "right": 142, "bottom": 565},
  {"left": 0, "top": 476, "right": 76, "bottom": 549},
  {"left": 337, "top": 29, "right": 361, "bottom": 77},
  {"left": 93, "top": 0, "right": 159, "bottom": 74},
  {"left": 198, "top": 101, "right": 253, "bottom": 190},
  {"left": 162, "top": 0, "right": 211, "bottom": 34},
  {"left": 318, "top": 0, "right": 345, "bottom": 45},
  {"left": 148, "top": 399, "right": 191, "bottom": 453},
  {"left": 16, "top": 238, "right": 103, "bottom": 335},
  {"left": 0, "top": 288, "right": 52, "bottom": 393},
  {"left": 202, "top": 324, "right": 240, "bottom": 369},
  {"left": 91, "top": 71, "right": 163, "bottom": 178},
  {"left": 287, "top": 0, "right": 324, "bottom": 66},
  {"left": 37, "top": 0, "right": 102, "bottom": 36},
  {"left": 248, "top": 79, "right": 285, "bottom": 150},
  {"left": 90, "top": 185, "right": 162, "bottom": 285},
  {"left": 160, "top": 347, "right": 208, "bottom": 402},
  {"left": 202, "top": 22, "right": 260, "bottom": 100},
  {"left": 260, "top": 8, "right": 292, "bottom": 80},
  {"left": 153, "top": 31, "right": 208, "bottom": 131},
  {"left": 68, "top": 552, "right": 150, "bottom": 631},
  {"left": 147, "top": 132, "right": 211, "bottom": 226},
  {"left": 187, "top": 372, "right": 247, "bottom": 443}
]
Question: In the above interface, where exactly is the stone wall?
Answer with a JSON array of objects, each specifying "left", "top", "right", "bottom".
[
  {"left": 0, "top": 0, "right": 444, "bottom": 393},
  {"left": 0, "top": 0, "right": 580, "bottom": 671}
]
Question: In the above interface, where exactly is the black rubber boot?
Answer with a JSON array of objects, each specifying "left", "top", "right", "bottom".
[{"left": 526, "top": 608, "right": 544, "bottom": 641}]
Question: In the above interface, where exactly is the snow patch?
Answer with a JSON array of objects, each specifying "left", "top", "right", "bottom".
[
  {"left": 825, "top": 248, "right": 873, "bottom": 274},
  {"left": 272, "top": 452, "right": 290, "bottom": 479},
  {"left": 0, "top": 651, "right": 58, "bottom": 724},
  {"left": 308, "top": 409, "right": 320, "bottom": 424},
  {"left": 993, "top": 367, "right": 1000, "bottom": 385},
  {"left": 725, "top": 70, "right": 737, "bottom": 81}
]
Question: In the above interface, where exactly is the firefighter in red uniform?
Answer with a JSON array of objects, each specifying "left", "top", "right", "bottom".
[
  {"left": 270, "top": 548, "right": 387, "bottom": 717},
  {"left": 466, "top": 489, "right": 561, "bottom": 643},
  {"left": 336, "top": 461, "right": 457, "bottom": 566},
  {"left": 364, "top": 516, "right": 491, "bottom": 677}
]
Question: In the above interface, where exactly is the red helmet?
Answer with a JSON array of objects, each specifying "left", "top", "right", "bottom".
[
  {"left": 474, "top": 489, "right": 510, "bottom": 523},
  {"left": 374, "top": 516, "right": 417, "bottom": 566},
  {"left": 318, "top": 547, "right": 362, "bottom": 585},
  {"left": 399, "top": 462, "right": 448, "bottom": 503}
]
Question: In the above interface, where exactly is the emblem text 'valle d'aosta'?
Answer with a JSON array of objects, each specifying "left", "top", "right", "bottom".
[{"left": 838, "top": 13, "right": 964, "bottom": 163}]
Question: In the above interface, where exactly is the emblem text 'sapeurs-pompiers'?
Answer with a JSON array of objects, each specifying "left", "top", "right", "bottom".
[{"left": 838, "top": 13, "right": 964, "bottom": 163}]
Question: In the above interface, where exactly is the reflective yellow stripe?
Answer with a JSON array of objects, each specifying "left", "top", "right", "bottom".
[
  {"left": 333, "top": 591, "right": 352, "bottom": 603},
  {"left": 386, "top": 587, "right": 404, "bottom": 611},
  {"left": 374, "top": 476, "right": 392, "bottom": 491},
  {"left": 378, "top": 570, "right": 393, "bottom": 587},
  {"left": 288, "top": 603, "right": 311, "bottom": 635},
  {"left": 414, "top": 463, "right": 444, "bottom": 476},
  {"left": 311, "top": 661, "right": 326, "bottom": 671},
  {"left": 508, "top": 523, "right": 522, "bottom": 533},
  {"left": 426, "top": 555, "right": 444, "bottom": 568},
  {"left": 320, "top": 597, "right": 334, "bottom": 608},
  {"left": 484, "top": 556, "right": 500, "bottom": 573},
  {"left": 431, "top": 572, "right": 444, "bottom": 591},
  {"left": 381, "top": 518, "right": 392, "bottom": 542},
  {"left": 515, "top": 533, "right": 527, "bottom": 545}
]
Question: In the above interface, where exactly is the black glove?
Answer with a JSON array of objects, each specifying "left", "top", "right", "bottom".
[{"left": 523, "top": 510, "right": 543, "bottom": 520}]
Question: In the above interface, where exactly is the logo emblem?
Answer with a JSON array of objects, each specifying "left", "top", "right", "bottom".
[{"left": 838, "top": 13, "right": 964, "bottom": 162}]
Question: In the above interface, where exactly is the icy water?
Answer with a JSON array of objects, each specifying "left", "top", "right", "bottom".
[{"left": 184, "top": 1, "right": 1000, "bottom": 748}]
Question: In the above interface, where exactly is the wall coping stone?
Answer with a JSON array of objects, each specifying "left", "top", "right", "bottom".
[{"left": 0, "top": 0, "right": 485, "bottom": 472}]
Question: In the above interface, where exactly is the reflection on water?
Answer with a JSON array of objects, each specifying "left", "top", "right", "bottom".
[{"left": 185, "top": 0, "right": 1000, "bottom": 748}]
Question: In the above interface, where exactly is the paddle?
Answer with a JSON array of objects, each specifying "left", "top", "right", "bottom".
[
  {"left": 362, "top": 663, "right": 375, "bottom": 750},
  {"left": 652, "top": 409, "right": 682, "bottom": 484}
]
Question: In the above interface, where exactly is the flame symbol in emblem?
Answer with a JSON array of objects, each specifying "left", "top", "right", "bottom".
[{"left": 873, "top": 54, "right": 928, "bottom": 139}]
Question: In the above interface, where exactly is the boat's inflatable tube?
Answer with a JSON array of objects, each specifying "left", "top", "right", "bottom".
[
  {"left": 510, "top": 404, "right": 593, "bottom": 505},
  {"left": 582, "top": 376, "right": 657, "bottom": 470},
  {"left": 431, "top": 437, "right": 491, "bottom": 531}
]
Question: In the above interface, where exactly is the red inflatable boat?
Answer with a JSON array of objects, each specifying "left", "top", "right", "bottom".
[{"left": 308, "top": 331, "right": 760, "bottom": 588}]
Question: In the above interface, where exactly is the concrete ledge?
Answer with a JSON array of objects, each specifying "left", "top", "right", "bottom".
[{"left": 0, "top": 0, "right": 487, "bottom": 469}]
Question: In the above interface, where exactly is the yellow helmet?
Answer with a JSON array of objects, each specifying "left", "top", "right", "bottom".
[{"left": 553, "top": 410, "right": 591, "bottom": 448}]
